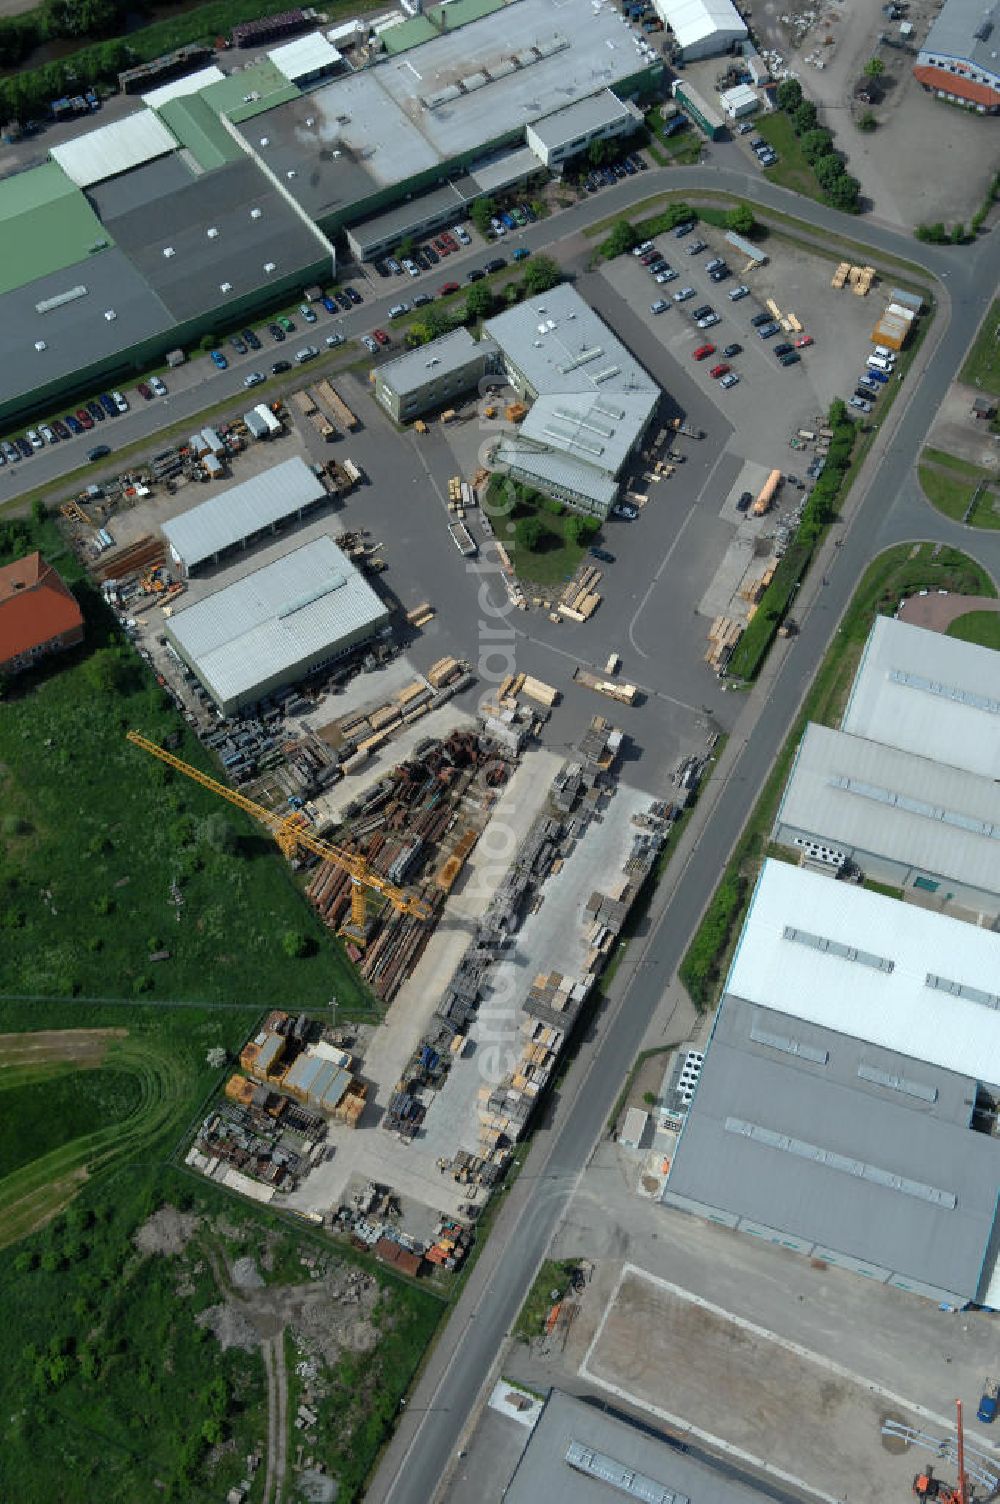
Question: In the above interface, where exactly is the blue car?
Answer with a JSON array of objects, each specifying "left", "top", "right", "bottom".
[
  {"left": 513, "top": 247, "right": 531, "bottom": 261},
  {"left": 321, "top": 295, "right": 337, "bottom": 313},
  {"left": 865, "top": 367, "right": 890, "bottom": 384},
  {"left": 211, "top": 349, "right": 228, "bottom": 370},
  {"left": 64, "top": 413, "right": 84, "bottom": 435},
  {"left": 500, "top": 211, "right": 516, "bottom": 230}
]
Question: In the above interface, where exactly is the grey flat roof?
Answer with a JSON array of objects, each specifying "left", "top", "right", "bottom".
[
  {"left": 242, "top": 0, "right": 650, "bottom": 216},
  {"left": 922, "top": 0, "right": 1000, "bottom": 73},
  {"left": 528, "top": 89, "right": 631, "bottom": 150},
  {"left": 505, "top": 1388, "right": 775, "bottom": 1504},
  {"left": 347, "top": 181, "right": 471, "bottom": 254},
  {"left": 166, "top": 535, "right": 388, "bottom": 706},
  {"left": 520, "top": 390, "right": 657, "bottom": 478},
  {"left": 89, "top": 156, "right": 328, "bottom": 323},
  {"left": 776, "top": 722, "right": 1000, "bottom": 897},
  {"left": 494, "top": 438, "right": 619, "bottom": 508},
  {"left": 485, "top": 282, "right": 658, "bottom": 399},
  {"left": 162, "top": 456, "right": 326, "bottom": 569},
  {"left": 0, "top": 247, "right": 171, "bottom": 411},
  {"left": 842, "top": 615, "right": 1000, "bottom": 780},
  {"left": 378, "top": 328, "right": 497, "bottom": 396},
  {"left": 664, "top": 994, "right": 1000, "bottom": 1302}
]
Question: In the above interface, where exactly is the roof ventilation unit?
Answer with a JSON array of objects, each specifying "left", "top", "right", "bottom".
[
  {"left": 250, "top": 207, "right": 262, "bottom": 219},
  {"left": 163, "top": 246, "right": 175, "bottom": 257},
  {"left": 34, "top": 340, "right": 46, "bottom": 352},
  {"left": 104, "top": 310, "right": 116, "bottom": 321},
  {"left": 264, "top": 261, "right": 277, "bottom": 273},
  {"left": 220, "top": 281, "right": 233, "bottom": 293},
  {"left": 207, "top": 226, "right": 219, "bottom": 238}
]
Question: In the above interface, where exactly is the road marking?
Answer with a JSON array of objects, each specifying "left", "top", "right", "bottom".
[
  {"left": 581, "top": 1263, "right": 978, "bottom": 1442},
  {"left": 627, "top": 501, "right": 697, "bottom": 660},
  {"left": 511, "top": 628, "right": 702, "bottom": 715}
]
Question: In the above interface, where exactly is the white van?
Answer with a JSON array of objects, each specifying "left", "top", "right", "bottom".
[
  {"left": 867, "top": 354, "right": 893, "bottom": 373},
  {"left": 872, "top": 345, "right": 895, "bottom": 361},
  {"left": 295, "top": 345, "right": 319, "bottom": 364}
]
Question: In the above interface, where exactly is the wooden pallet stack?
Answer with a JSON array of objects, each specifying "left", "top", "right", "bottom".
[{"left": 706, "top": 616, "right": 742, "bottom": 671}]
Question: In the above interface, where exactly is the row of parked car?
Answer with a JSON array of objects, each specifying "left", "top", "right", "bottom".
[
  {"left": 848, "top": 345, "right": 897, "bottom": 414},
  {"left": 0, "top": 384, "right": 151, "bottom": 467},
  {"left": 584, "top": 154, "right": 647, "bottom": 193},
  {"left": 373, "top": 225, "right": 476, "bottom": 280},
  {"left": 749, "top": 135, "right": 779, "bottom": 169}
]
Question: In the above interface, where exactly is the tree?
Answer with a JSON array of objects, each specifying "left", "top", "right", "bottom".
[
  {"left": 587, "top": 137, "right": 612, "bottom": 167},
  {"left": 776, "top": 78, "right": 802, "bottom": 111},
  {"left": 566, "top": 514, "right": 599, "bottom": 546},
  {"left": 281, "top": 930, "right": 315, "bottom": 959},
  {"left": 520, "top": 254, "right": 561, "bottom": 294},
  {"left": 792, "top": 99, "right": 818, "bottom": 134},
  {"left": 814, "top": 153, "right": 845, "bottom": 188},
  {"left": 801, "top": 128, "right": 833, "bottom": 162},
  {"left": 604, "top": 218, "right": 637, "bottom": 258},
  {"left": 518, "top": 517, "right": 545, "bottom": 551},
  {"left": 915, "top": 221, "right": 948, "bottom": 243},
  {"left": 470, "top": 197, "right": 495, "bottom": 237},
  {"left": 826, "top": 172, "right": 861, "bottom": 211},
  {"left": 726, "top": 203, "right": 755, "bottom": 235},
  {"left": 465, "top": 281, "right": 494, "bottom": 322},
  {"left": 863, "top": 56, "right": 885, "bottom": 77},
  {"left": 856, "top": 110, "right": 877, "bottom": 132},
  {"left": 951, "top": 222, "right": 966, "bottom": 244}
]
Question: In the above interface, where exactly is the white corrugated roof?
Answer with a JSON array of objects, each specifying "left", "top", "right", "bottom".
[
  {"left": 843, "top": 615, "right": 1000, "bottom": 779},
  {"left": 161, "top": 457, "right": 325, "bottom": 570},
  {"left": 268, "top": 31, "right": 342, "bottom": 80},
  {"left": 166, "top": 535, "right": 388, "bottom": 706},
  {"left": 726, "top": 860, "right": 1000, "bottom": 1082},
  {"left": 141, "top": 66, "right": 225, "bottom": 109},
  {"left": 776, "top": 723, "right": 1000, "bottom": 898},
  {"left": 652, "top": 0, "right": 746, "bottom": 49},
  {"left": 51, "top": 110, "right": 178, "bottom": 188}
]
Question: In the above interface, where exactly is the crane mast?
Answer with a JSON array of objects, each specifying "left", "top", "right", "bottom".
[{"left": 126, "top": 730, "right": 432, "bottom": 945}]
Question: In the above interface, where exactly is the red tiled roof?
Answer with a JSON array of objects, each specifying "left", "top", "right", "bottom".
[
  {"left": 0, "top": 552, "right": 83, "bottom": 664},
  {"left": 913, "top": 65, "right": 1000, "bottom": 109}
]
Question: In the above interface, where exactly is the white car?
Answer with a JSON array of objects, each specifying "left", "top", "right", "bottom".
[
  {"left": 728, "top": 285, "right": 750, "bottom": 301},
  {"left": 673, "top": 287, "right": 695, "bottom": 302},
  {"left": 402, "top": 259, "right": 420, "bottom": 277},
  {"left": 656, "top": 269, "right": 678, "bottom": 283},
  {"left": 650, "top": 299, "right": 668, "bottom": 315},
  {"left": 632, "top": 240, "right": 654, "bottom": 256},
  {"left": 388, "top": 302, "right": 410, "bottom": 319},
  {"left": 613, "top": 503, "right": 639, "bottom": 520},
  {"left": 363, "top": 335, "right": 379, "bottom": 353},
  {"left": 454, "top": 226, "right": 471, "bottom": 244},
  {"left": 719, "top": 372, "right": 740, "bottom": 389},
  {"left": 243, "top": 371, "right": 265, "bottom": 388},
  {"left": 325, "top": 332, "right": 344, "bottom": 348},
  {"left": 39, "top": 424, "right": 57, "bottom": 444},
  {"left": 111, "top": 390, "right": 129, "bottom": 413},
  {"left": 697, "top": 313, "right": 720, "bottom": 328},
  {"left": 26, "top": 428, "right": 43, "bottom": 449},
  {"left": 850, "top": 396, "right": 872, "bottom": 413},
  {"left": 149, "top": 375, "right": 167, "bottom": 397}
]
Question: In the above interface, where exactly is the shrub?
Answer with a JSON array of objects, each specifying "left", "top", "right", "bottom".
[{"left": 604, "top": 219, "right": 638, "bottom": 258}]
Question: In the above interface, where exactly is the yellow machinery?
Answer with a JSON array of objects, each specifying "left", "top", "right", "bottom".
[{"left": 126, "top": 730, "right": 432, "bottom": 946}]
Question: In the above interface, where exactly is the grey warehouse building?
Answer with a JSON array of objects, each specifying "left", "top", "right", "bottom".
[
  {"left": 373, "top": 329, "right": 500, "bottom": 422},
  {"left": 773, "top": 722, "right": 1000, "bottom": 920},
  {"left": 165, "top": 535, "right": 389, "bottom": 714},
  {"left": 662, "top": 860, "right": 1000, "bottom": 1307},
  {"left": 161, "top": 457, "right": 330, "bottom": 576},
  {"left": 505, "top": 1389, "right": 778, "bottom": 1504}
]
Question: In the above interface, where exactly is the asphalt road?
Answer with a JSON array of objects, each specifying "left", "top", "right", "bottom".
[{"left": 364, "top": 185, "right": 1000, "bottom": 1502}]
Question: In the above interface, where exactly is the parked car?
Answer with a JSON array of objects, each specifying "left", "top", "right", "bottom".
[
  {"left": 52, "top": 419, "right": 71, "bottom": 441},
  {"left": 650, "top": 299, "right": 668, "bottom": 315},
  {"left": 77, "top": 408, "right": 94, "bottom": 429},
  {"left": 334, "top": 291, "right": 352, "bottom": 311},
  {"left": 674, "top": 221, "right": 695, "bottom": 237},
  {"left": 388, "top": 302, "right": 409, "bottom": 318},
  {"left": 112, "top": 390, "right": 129, "bottom": 413},
  {"left": 440, "top": 281, "right": 460, "bottom": 296},
  {"left": 589, "top": 546, "right": 615, "bottom": 562},
  {"left": 750, "top": 311, "right": 772, "bottom": 327},
  {"left": 374, "top": 261, "right": 390, "bottom": 277},
  {"left": 779, "top": 351, "right": 801, "bottom": 366},
  {"left": 269, "top": 323, "right": 285, "bottom": 341},
  {"left": 656, "top": 269, "right": 678, "bottom": 283},
  {"left": 737, "top": 490, "right": 754, "bottom": 511},
  {"left": 757, "top": 322, "right": 780, "bottom": 339},
  {"left": 697, "top": 313, "right": 720, "bottom": 329},
  {"left": 632, "top": 240, "right": 654, "bottom": 256},
  {"left": 412, "top": 293, "right": 433, "bottom": 308},
  {"left": 210, "top": 349, "right": 228, "bottom": 370},
  {"left": 150, "top": 376, "right": 168, "bottom": 397},
  {"left": 325, "top": 332, "right": 344, "bottom": 348},
  {"left": 99, "top": 392, "right": 117, "bottom": 416},
  {"left": 244, "top": 371, "right": 265, "bottom": 387},
  {"left": 64, "top": 414, "right": 84, "bottom": 434},
  {"left": 346, "top": 286, "right": 363, "bottom": 305},
  {"left": 513, "top": 246, "right": 531, "bottom": 261},
  {"left": 271, "top": 359, "right": 291, "bottom": 374},
  {"left": 709, "top": 363, "right": 730, "bottom": 379},
  {"left": 977, "top": 1383, "right": 998, "bottom": 1425},
  {"left": 1, "top": 440, "right": 18, "bottom": 462},
  {"left": 729, "top": 285, "right": 750, "bottom": 301},
  {"left": 402, "top": 259, "right": 420, "bottom": 278},
  {"left": 320, "top": 295, "right": 337, "bottom": 313},
  {"left": 686, "top": 239, "right": 707, "bottom": 255},
  {"left": 386, "top": 258, "right": 402, "bottom": 275},
  {"left": 373, "top": 328, "right": 391, "bottom": 346},
  {"left": 692, "top": 344, "right": 716, "bottom": 360},
  {"left": 613, "top": 503, "right": 639, "bottom": 520},
  {"left": 709, "top": 267, "right": 729, "bottom": 283},
  {"left": 243, "top": 328, "right": 262, "bottom": 350},
  {"left": 16, "top": 436, "right": 32, "bottom": 457},
  {"left": 87, "top": 400, "right": 105, "bottom": 423},
  {"left": 774, "top": 343, "right": 794, "bottom": 358},
  {"left": 692, "top": 304, "right": 713, "bottom": 321},
  {"left": 138, "top": 381, "right": 153, "bottom": 401},
  {"left": 850, "top": 395, "right": 871, "bottom": 413},
  {"left": 465, "top": 268, "right": 485, "bottom": 282},
  {"left": 484, "top": 257, "right": 506, "bottom": 273},
  {"left": 423, "top": 245, "right": 439, "bottom": 265},
  {"left": 705, "top": 257, "right": 725, "bottom": 273},
  {"left": 87, "top": 444, "right": 111, "bottom": 462},
  {"left": 640, "top": 251, "right": 659, "bottom": 265},
  {"left": 673, "top": 286, "right": 695, "bottom": 302},
  {"left": 230, "top": 335, "right": 248, "bottom": 354},
  {"left": 795, "top": 335, "right": 814, "bottom": 348},
  {"left": 278, "top": 315, "right": 295, "bottom": 332},
  {"left": 362, "top": 336, "right": 379, "bottom": 354},
  {"left": 723, "top": 343, "right": 742, "bottom": 358},
  {"left": 39, "top": 424, "right": 57, "bottom": 445}
]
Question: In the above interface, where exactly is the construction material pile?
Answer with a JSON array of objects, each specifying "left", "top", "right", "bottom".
[
  {"left": 319, "top": 658, "right": 472, "bottom": 772},
  {"left": 305, "top": 731, "right": 515, "bottom": 1002},
  {"left": 558, "top": 563, "right": 603, "bottom": 622}
]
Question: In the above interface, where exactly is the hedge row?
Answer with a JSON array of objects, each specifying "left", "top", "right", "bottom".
[{"left": 677, "top": 868, "right": 747, "bottom": 1011}]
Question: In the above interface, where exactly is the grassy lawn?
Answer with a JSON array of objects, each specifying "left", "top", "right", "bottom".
[
  {"left": 959, "top": 298, "right": 1000, "bottom": 396},
  {"left": 0, "top": 516, "right": 371, "bottom": 1012},
  {"left": 679, "top": 543, "right": 997, "bottom": 1010},
  {"left": 513, "top": 1258, "right": 581, "bottom": 1341},
  {"left": 483, "top": 475, "right": 597, "bottom": 588},
  {"left": 755, "top": 113, "right": 822, "bottom": 202},
  {"left": 946, "top": 610, "right": 1000, "bottom": 649},
  {"left": 919, "top": 448, "right": 1000, "bottom": 527}
]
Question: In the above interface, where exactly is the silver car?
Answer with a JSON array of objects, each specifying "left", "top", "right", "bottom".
[{"left": 673, "top": 286, "right": 696, "bottom": 302}]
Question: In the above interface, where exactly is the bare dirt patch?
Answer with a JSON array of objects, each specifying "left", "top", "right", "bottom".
[
  {"left": 133, "top": 1203, "right": 201, "bottom": 1257},
  {"left": 0, "top": 1027, "right": 127, "bottom": 1069}
]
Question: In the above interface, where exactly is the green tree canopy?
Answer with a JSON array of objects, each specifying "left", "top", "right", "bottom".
[
  {"left": 801, "top": 128, "right": 834, "bottom": 162},
  {"left": 814, "top": 152, "right": 845, "bottom": 188},
  {"left": 776, "top": 77, "right": 803, "bottom": 111},
  {"left": 726, "top": 203, "right": 755, "bottom": 235},
  {"left": 826, "top": 172, "right": 861, "bottom": 210},
  {"left": 465, "top": 282, "right": 494, "bottom": 321},
  {"left": 604, "top": 218, "right": 637, "bottom": 258},
  {"left": 518, "top": 517, "right": 546, "bottom": 551},
  {"left": 863, "top": 56, "right": 885, "bottom": 76},
  {"left": 521, "top": 254, "right": 561, "bottom": 294},
  {"left": 792, "top": 99, "right": 818, "bottom": 133}
]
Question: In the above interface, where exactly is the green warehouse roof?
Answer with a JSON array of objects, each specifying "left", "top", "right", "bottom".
[
  {"left": 0, "top": 161, "right": 114, "bottom": 297},
  {"left": 157, "top": 93, "right": 244, "bottom": 173}
]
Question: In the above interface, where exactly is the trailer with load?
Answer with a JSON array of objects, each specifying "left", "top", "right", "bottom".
[{"left": 449, "top": 520, "right": 477, "bottom": 557}]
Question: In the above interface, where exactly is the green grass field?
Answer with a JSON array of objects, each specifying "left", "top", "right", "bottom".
[
  {"left": 483, "top": 475, "right": 598, "bottom": 587},
  {"left": 918, "top": 448, "right": 1000, "bottom": 527},
  {"left": 755, "top": 114, "right": 822, "bottom": 201},
  {"left": 960, "top": 298, "right": 1000, "bottom": 396},
  {"left": 679, "top": 543, "right": 997, "bottom": 1009},
  {"left": 946, "top": 610, "right": 1000, "bottom": 649},
  {"left": 0, "top": 517, "right": 370, "bottom": 1013}
]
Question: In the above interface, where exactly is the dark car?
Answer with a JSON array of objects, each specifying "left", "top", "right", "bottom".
[
  {"left": 423, "top": 245, "right": 439, "bottom": 264},
  {"left": 750, "top": 311, "right": 772, "bottom": 327},
  {"left": 774, "top": 342, "right": 794, "bottom": 357},
  {"left": 412, "top": 293, "right": 433, "bottom": 307},
  {"left": 779, "top": 351, "right": 801, "bottom": 366},
  {"left": 691, "top": 304, "right": 713, "bottom": 320},
  {"left": 64, "top": 413, "right": 84, "bottom": 434},
  {"left": 230, "top": 335, "right": 247, "bottom": 355},
  {"left": 271, "top": 359, "right": 291, "bottom": 374},
  {"left": 589, "top": 546, "right": 615, "bottom": 563},
  {"left": 411, "top": 249, "right": 429, "bottom": 270},
  {"left": 346, "top": 286, "right": 363, "bottom": 305},
  {"left": 466, "top": 268, "right": 485, "bottom": 282},
  {"left": 335, "top": 291, "right": 352, "bottom": 311},
  {"left": 137, "top": 382, "right": 153, "bottom": 401},
  {"left": 87, "top": 444, "right": 111, "bottom": 462},
  {"left": 484, "top": 257, "right": 506, "bottom": 273},
  {"left": 674, "top": 221, "right": 695, "bottom": 238},
  {"left": 243, "top": 328, "right": 262, "bottom": 350},
  {"left": 737, "top": 491, "right": 753, "bottom": 512},
  {"left": 99, "top": 392, "right": 117, "bottom": 416},
  {"left": 320, "top": 295, "right": 337, "bottom": 313},
  {"left": 374, "top": 260, "right": 390, "bottom": 277},
  {"left": 87, "top": 400, "right": 105, "bottom": 422},
  {"left": 854, "top": 387, "right": 876, "bottom": 402},
  {"left": 709, "top": 267, "right": 729, "bottom": 283},
  {"left": 51, "top": 419, "right": 70, "bottom": 441},
  {"left": 268, "top": 323, "right": 285, "bottom": 341},
  {"left": 722, "top": 343, "right": 742, "bottom": 358},
  {"left": 16, "top": 436, "right": 32, "bottom": 457},
  {"left": 77, "top": 408, "right": 94, "bottom": 430}
]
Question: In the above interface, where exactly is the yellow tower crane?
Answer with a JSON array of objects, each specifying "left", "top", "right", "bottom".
[{"left": 126, "top": 730, "right": 433, "bottom": 947}]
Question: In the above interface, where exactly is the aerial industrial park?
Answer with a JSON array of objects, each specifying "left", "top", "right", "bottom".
[{"left": 0, "top": 0, "right": 999, "bottom": 1495}]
